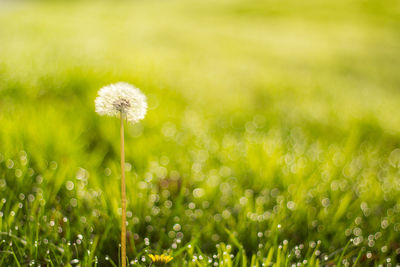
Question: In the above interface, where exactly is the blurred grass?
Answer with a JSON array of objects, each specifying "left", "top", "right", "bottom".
[{"left": 1, "top": 0, "right": 400, "bottom": 266}]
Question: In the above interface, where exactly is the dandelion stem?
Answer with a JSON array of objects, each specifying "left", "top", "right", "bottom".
[{"left": 120, "top": 113, "right": 127, "bottom": 267}]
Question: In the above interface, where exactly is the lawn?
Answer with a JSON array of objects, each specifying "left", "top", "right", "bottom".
[{"left": 1, "top": 0, "right": 400, "bottom": 266}]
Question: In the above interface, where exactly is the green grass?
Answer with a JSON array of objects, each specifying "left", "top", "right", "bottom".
[{"left": 1, "top": 0, "right": 400, "bottom": 266}]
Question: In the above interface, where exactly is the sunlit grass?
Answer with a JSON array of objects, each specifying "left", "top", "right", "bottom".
[{"left": 0, "top": 0, "right": 400, "bottom": 266}]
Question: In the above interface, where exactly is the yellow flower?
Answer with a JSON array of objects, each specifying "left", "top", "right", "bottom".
[{"left": 148, "top": 254, "right": 173, "bottom": 265}]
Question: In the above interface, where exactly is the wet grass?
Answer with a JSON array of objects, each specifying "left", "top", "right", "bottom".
[{"left": 0, "top": 0, "right": 400, "bottom": 266}]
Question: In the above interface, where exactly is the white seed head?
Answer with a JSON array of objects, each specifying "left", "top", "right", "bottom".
[{"left": 95, "top": 82, "right": 147, "bottom": 123}]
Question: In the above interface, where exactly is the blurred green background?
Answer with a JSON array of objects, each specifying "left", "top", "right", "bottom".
[{"left": 1, "top": 0, "right": 400, "bottom": 266}]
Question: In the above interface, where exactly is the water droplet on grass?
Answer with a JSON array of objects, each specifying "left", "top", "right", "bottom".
[{"left": 70, "top": 259, "right": 79, "bottom": 264}]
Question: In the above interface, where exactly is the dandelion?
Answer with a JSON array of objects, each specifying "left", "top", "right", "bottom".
[
  {"left": 148, "top": 254, "right": 173, "bottom": 266},
  {"left": 95, "top": 82, "right": 147, "bottom": 123},
  {"left": 95, "top": 82, "right": 147, "bottom": 267}
]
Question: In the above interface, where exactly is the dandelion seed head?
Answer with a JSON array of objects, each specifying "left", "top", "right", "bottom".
[{"left": 95, "top": 82, "right": 147, "bottom": 123}]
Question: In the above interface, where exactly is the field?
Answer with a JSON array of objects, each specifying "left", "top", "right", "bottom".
[{"left": 1, "top": 0, "right": 400, "bottom": 266}]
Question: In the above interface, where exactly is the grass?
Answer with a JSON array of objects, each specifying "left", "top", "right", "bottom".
[{"left": 0, "top": 0, "right": 400, "bottom": 265}]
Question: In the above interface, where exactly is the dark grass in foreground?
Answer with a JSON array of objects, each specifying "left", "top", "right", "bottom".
[{"left": 1, "top": 0, "right": 400, "bottom": 266}]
